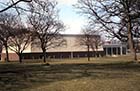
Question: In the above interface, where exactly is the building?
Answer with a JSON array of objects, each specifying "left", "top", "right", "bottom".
[
  {"left": 1, "top": 34, "right": 104, "bottom": 61},
  {"left": 1, "top": 35, "right": 129, "bottom": 61},
  {"left": 22, "top": 34, "right": 104, "bottom": 59},
  {"left": 103, "top": 40, "right": 127, "bottom": 56}
]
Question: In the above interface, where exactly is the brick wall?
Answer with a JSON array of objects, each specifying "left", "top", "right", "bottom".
[{"left": 1, "top": 53, "right": 19, "bottom": 61}]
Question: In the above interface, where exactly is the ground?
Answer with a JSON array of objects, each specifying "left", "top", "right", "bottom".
[{"left": 0, "top": 56, "right": 140, "bottom": 91}]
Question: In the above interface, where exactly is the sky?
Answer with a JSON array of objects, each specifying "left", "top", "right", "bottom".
[
  {"left": 0, "top": 0, "right": 85, "bottom": 34},
  {"left": 56, "top": 0, "right": 85, "bottom": 34}
]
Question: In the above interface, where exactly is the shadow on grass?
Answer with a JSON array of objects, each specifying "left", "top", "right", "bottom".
[{"left": 0, "top": 61, "right": 140, "bottom": 91}]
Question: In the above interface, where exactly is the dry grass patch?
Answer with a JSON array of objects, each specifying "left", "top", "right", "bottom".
[
  {"left": 28, "top": 76, "right": 140, "bottom": 91},
  {"left": 0, "top": 56, "right": 140, "bottom": 91}
]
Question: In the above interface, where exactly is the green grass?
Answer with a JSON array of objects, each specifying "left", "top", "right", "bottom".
[{"left": 0, "top": 56, "right": 140, "bottom": 91}]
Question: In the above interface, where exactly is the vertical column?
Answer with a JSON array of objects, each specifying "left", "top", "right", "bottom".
[
  {"left": 111, "top": 47, "right": 113, "bottom": 56},
  {"left": 125, "top": 47, "right": 127, "bottom": 54},
  {"left": 116, "top": 47, "right": 118, "bottom": 55},
  {"left": 120, "top": 46, "right": 122, "bottom": 55},
  {"left": 71, "top": 52, "right": 73, "bottom": 59},
  {"left": 106, "top": 48, "right": 108, "bottom": 56}
]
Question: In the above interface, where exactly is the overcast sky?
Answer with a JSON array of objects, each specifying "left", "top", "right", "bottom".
[{"left": 56, "top": 0, "right": 85, "bottom": 34}]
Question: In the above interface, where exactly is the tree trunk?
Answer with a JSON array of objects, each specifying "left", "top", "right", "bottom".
[
  {"left": 18, "top": 53, "right": 22, "bottom": 63},
  {"left": 43, "top": 50, "right": 46, "bottom": 63},
  {"left": 134, "top": 48, "right": 137, "bottom": 61},
  {"left": 5, "top": 44, "right": 9, "bottom": 62},
  {"left": 87, "top": 45, "right": 90, "bottom": 61},
  {"left": 127, "top": 16, "right": 137, "bottom": 62},
  {"left": 95, "top": 48, "right": 98, "bottom": 57}
]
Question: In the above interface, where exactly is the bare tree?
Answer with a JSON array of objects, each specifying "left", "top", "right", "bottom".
[
  {"left": 77, "top": 28, "right": 102, "bottom": 61},
  {"left": 0, "top": 0, "right": 32, "bottom": 13},
  {"left": 78, "top": 34, "right": 91, "bottom": 61},
  {"left": 90, "top": 35, "right": 103, "bottom": 57},
  {"left": 75, "top": 0, "right": 140, "bottom": 62},
  {"left": 8, "top": 28, "right": 32, "bottom": 63},
  {"left": 28, "top": 0, "right": 65, "bottom": 63},
  {"left": 0, "top": 13, "right": 18, "bottom": 62}
]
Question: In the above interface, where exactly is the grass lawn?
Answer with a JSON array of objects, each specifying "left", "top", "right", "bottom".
[{"left": 1, "top": 55, "right": 140, "bottom": 91}]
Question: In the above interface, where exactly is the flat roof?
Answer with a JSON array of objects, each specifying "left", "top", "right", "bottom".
[
  {"left": 61, "top": 34, "right": 100, "bottom": 37},
  {"left": 103, "top": 44, "right": 127, "bottom": 48}
]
